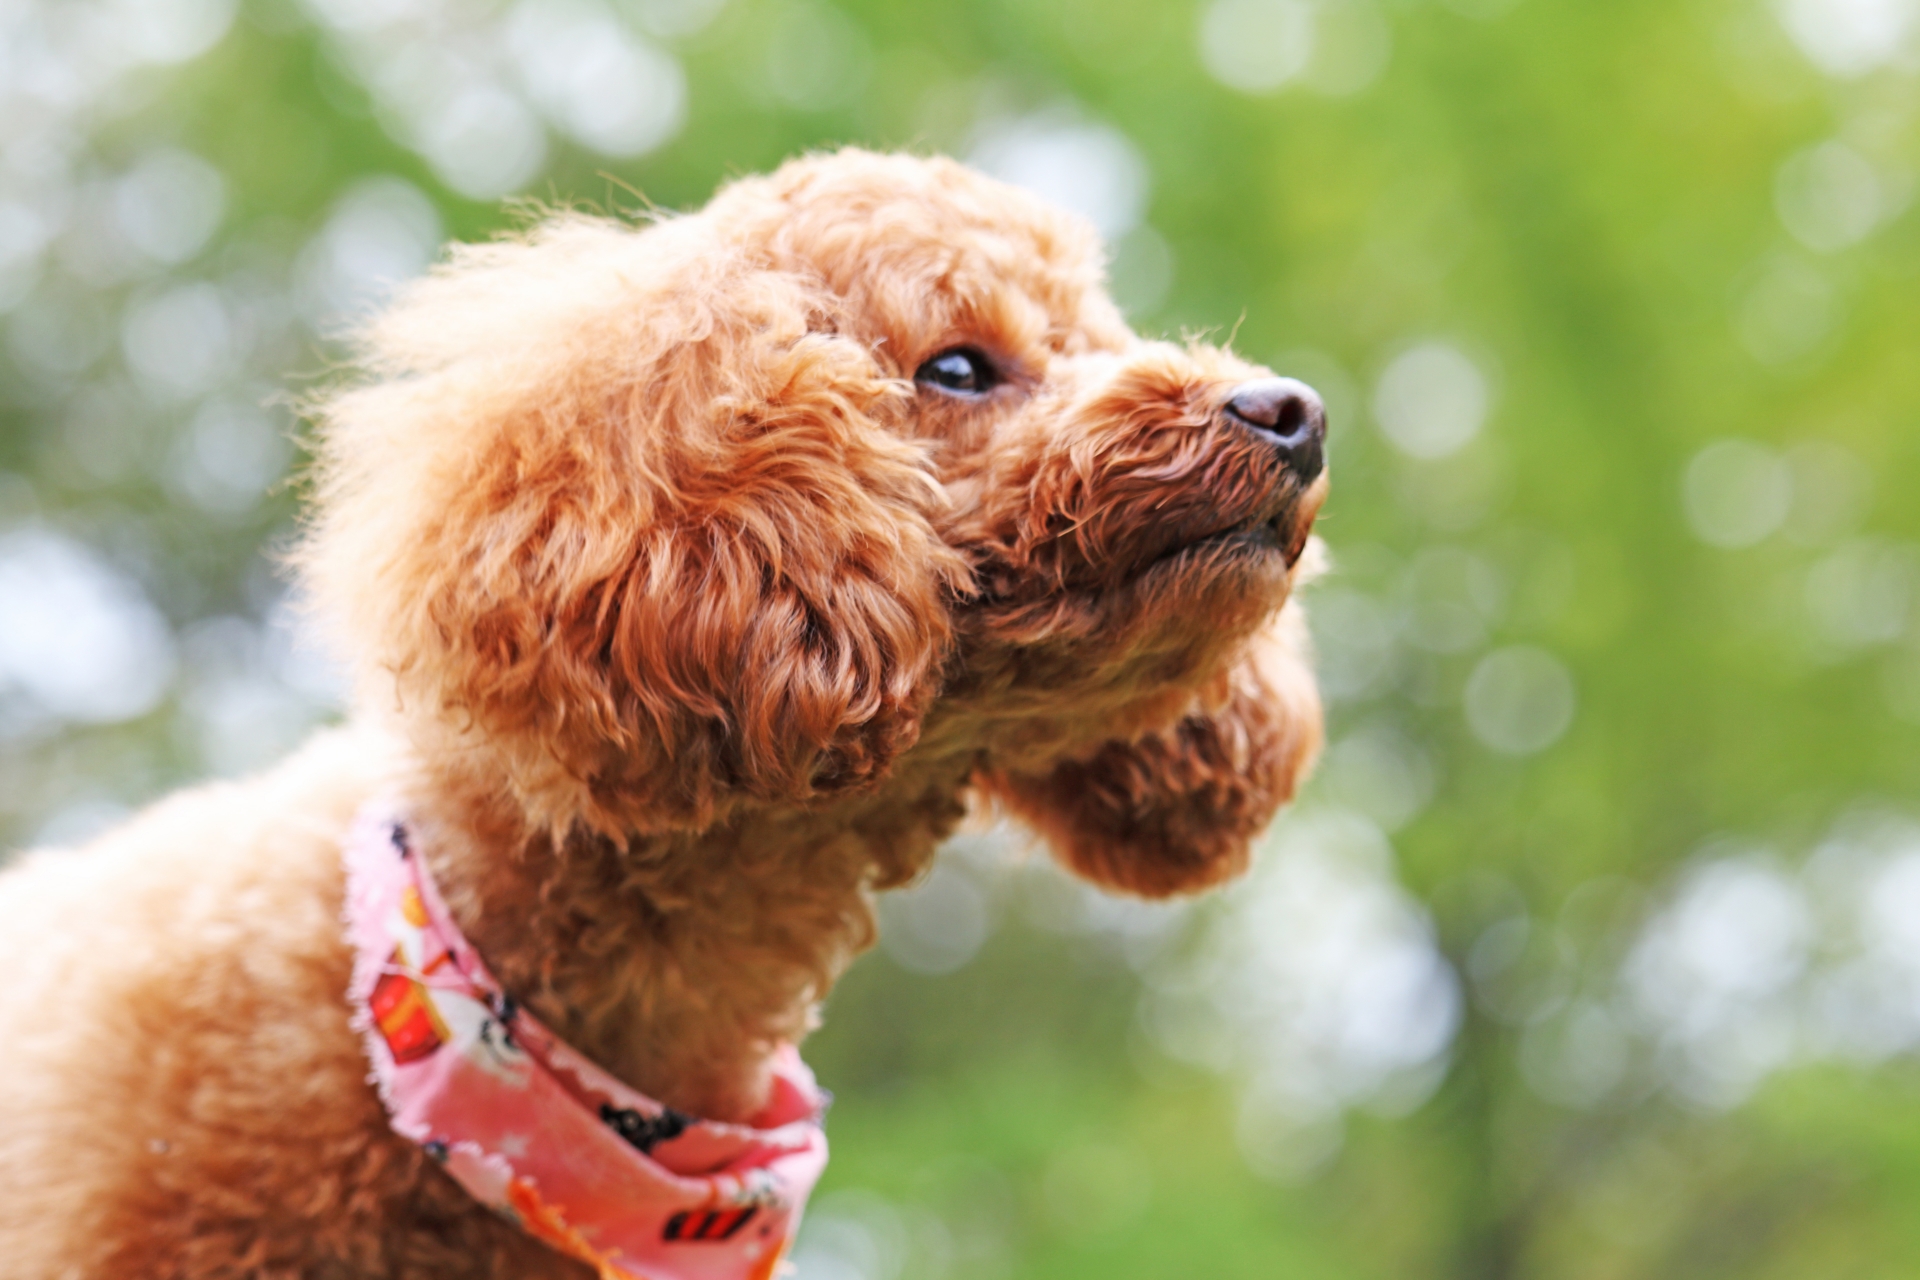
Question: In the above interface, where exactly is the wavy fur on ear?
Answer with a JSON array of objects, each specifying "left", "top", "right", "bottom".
[
  {"left": 983, "top": 599, "right": 1322, "bottom": 897},
  {"left": 299, "top": 213, "right": 971, "bottom": 838}
]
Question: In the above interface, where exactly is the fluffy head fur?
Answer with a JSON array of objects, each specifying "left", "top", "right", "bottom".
[
  {"left": 0, "top": 149, "right": 1327, "bottom": 1278},
  {"left": 300, "top": 149, "right": 1324, "bottom": 865}
]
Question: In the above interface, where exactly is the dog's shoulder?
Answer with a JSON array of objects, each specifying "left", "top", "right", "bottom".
[{"left": 0, "top": 724, "right": 390, "bottom": 995}]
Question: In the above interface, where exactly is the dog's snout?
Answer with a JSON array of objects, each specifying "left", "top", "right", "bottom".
[{"left": 1224, "top": 378, "right": 1326, "bottom": 481}]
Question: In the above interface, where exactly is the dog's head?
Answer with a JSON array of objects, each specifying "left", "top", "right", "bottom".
[{"left": 302, "top": 149, "right": 1325, "bottom": 894}]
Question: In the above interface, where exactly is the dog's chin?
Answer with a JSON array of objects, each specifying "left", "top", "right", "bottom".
[
  {"left": 1116, "top": 490, "right": 1324, "bottom": 638},
  {"left": 1119, "top": 519, "right": 1298, "bottom": 634}
]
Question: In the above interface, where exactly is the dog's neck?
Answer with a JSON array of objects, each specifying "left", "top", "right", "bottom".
[{"left": 387, "top": 739, "right": 971, "bottom": 1124}]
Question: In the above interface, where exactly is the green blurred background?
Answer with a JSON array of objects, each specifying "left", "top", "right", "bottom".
[{"left": 5, "top": 0, "right": 1920, "bottom": 1275}]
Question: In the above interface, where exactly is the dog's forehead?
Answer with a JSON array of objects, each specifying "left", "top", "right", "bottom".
[{"left": 709, "top": 150, "right": 1134, "bottom": 364}]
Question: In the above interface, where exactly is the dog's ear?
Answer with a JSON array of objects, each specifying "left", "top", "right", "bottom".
[
  {"left": 301, "top": 215, "right": 970, "bottom": 836},
  {"left": 982, "top": 604, "right": 1322, "bottom": 897}
]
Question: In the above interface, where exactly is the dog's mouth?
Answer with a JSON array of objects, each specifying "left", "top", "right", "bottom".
[
  {"left": 1155, "top": 518, "right": 1285, "bottom": 568},
  {"left": 1145, "top": 491, "right": 1322, "bottom": 577}
]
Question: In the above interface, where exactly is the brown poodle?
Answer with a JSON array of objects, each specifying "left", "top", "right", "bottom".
[{"left": 0, "top": 149, "right": 1327, "bottom": 1279}]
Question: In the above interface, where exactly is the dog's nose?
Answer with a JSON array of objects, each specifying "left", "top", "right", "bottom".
[{"left": 1224, "top": 378, "right": 1326, "bottom": 481}]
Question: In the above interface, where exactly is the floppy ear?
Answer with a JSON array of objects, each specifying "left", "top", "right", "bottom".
[
  {"left": 301, "top": 214, "right": 970, "bottom": 837},
  {"left": 982, "top": 602, "right": 1322, "bottom": 897}
]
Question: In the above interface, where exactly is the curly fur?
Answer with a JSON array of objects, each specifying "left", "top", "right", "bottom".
[{"left": 0, "top": 149, "right": 1326, "bottom": 1278}]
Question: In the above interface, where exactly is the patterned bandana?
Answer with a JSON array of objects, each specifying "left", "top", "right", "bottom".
[{"left": 343, "top": 804, "right": 830, "bottom": 1280}]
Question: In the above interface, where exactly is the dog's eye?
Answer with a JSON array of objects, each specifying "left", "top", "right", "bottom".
[{"left": 915, "top": 348, "right": 997, "bottom": 396}]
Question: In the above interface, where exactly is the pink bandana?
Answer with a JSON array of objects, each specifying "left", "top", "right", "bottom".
[{"left": 343, "top": 805, "right": 829, "bottom": 1280}]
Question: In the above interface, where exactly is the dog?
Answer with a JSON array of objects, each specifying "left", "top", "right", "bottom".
[{"left": 0, "top": 148, "right": 1327, "bottom": 1279}]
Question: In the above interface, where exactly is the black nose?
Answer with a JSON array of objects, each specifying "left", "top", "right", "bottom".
[{"left": 1224, "top": 378, "right": 1326, "bottom": 481}]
